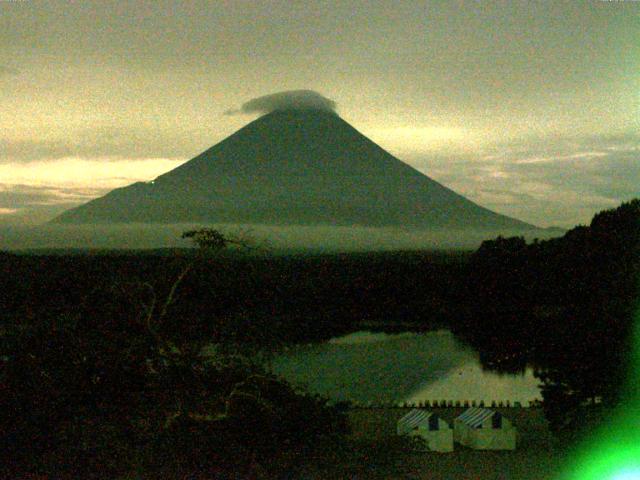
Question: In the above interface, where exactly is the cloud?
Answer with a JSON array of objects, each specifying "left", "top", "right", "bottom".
[
  {"left": 407, "top": 133, "right": 640, "bottom": 228},
  {"left": 0, "top": 184, "right": 104, "bottom": 208},
  {"left": 514, "top": 151, "right": 609, "bottom": 164},
  {"left": 0, "top": 184, "right": 107, "bottom": 224},
  {"left": 0, "top": 126, "right": 206, "bottom": 164},
  {"left": 0, "top": 65, "right": 18, "bottom": 76},
  {"left": 0, "top": 157, "right": 186, "bottom": 188},
  {"left": 0, "top": 155, "right": 191, "bottom": 222},
  {"left": 226, "top": 90, "right": 337, "bottom": 115}
]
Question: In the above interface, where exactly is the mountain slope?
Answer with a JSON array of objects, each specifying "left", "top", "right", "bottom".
[{"left": 52, "top": 109, "right": 534, "bottom": 230}]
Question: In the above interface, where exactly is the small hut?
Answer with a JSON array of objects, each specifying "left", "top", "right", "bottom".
[
  {"left": 397, "top": 409, "right": 453, "bottom": 452},
  {"left": 454, "top": 407, "right": 516, "bottom": 450}
]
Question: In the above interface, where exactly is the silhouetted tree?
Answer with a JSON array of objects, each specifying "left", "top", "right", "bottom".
[
  {"left": 456, "top": 199, "right": 640, "bottom": 441},
  {"left": 1, "top": 228, "right": 349, "bottom": 479}
]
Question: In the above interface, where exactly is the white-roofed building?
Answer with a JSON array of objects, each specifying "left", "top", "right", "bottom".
[
  {"left": 396, "top": 409, "right": 453, "bottom": 452},
  {"left": 454, "top": 407, "right": 516, "bottom": 450}
]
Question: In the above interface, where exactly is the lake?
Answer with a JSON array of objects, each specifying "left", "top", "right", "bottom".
[{"left": 271, "top": 330, "right": 542, "bottom": 406}]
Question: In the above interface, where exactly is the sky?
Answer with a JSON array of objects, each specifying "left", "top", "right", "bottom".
[{"left": 1, "top": 0, "right": 638, "bottom": 228}]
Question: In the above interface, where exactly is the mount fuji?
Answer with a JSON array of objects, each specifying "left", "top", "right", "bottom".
[{"left": 52, "top": 104, "right": 534, "bottom": 231}]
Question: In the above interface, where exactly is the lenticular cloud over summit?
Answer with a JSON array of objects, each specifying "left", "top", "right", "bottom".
[{"left": 228, "top": 90, "right": 337, "bottom": 115}]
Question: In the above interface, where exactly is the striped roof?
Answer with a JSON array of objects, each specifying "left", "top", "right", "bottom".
[
  {"left": 456, "top": 408, "right": 497, "bottom": 429},
  {"left": 397, "top": 409, "right": 443, "bottom": 435}
]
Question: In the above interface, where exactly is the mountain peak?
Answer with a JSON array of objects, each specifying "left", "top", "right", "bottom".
[{"left": 52, "top": 105, "right": 535, "bottom": 231}]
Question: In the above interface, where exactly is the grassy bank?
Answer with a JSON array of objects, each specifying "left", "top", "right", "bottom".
[{"left": 302, "top": 407, "right": 565, "bottom": 480}]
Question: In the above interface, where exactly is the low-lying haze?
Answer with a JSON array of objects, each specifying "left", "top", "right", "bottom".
[{"left": 0, "top": 223, "right": 560, "bottom": 253}]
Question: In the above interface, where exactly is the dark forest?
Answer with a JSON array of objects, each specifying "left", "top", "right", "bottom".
[{"left": 1, "top": 199, "right": 638, "bottom": 478}]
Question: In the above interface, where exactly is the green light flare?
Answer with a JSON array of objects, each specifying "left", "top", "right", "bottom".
[
  {"left": 560, "top": 307, "right": 640, "bottom": 480},
  {"left": 610, "top": 470, "right": 640, "bottom": 480}
]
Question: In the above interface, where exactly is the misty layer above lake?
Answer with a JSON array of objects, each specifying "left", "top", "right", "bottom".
[
  {"left": 271, "top": 330, "right": 542, "bottom": 405},
  {"left": 0, "top": 223, "right": 561, "bottom": 252}
]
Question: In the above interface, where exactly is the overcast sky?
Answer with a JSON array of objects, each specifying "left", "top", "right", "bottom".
[{"left": 1, "top": 0, "right": 638, "bottom": 227}]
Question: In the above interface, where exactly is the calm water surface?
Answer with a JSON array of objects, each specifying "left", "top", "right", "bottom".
[{"left": 271, "top": 330, "right": 542, "bottom": 405}]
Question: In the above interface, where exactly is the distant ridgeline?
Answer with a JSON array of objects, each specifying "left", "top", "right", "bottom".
[{"left": 52, "top": 108, "right": 535, "bottom": 232}]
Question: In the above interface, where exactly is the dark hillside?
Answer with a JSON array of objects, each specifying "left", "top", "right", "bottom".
[
  {"left": 0, "top": 250, "right": 469, "bottom": 345},
  {"left": 452, "top": 199, "right": 640, "bottom": 441}
]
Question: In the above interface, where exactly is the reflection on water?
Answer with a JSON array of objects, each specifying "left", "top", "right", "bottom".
[{"left": 271, "top": 330, "right": 542, "bottom": 405}]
